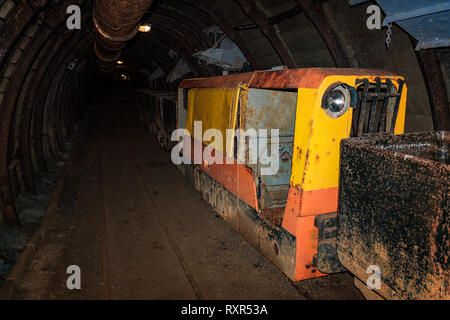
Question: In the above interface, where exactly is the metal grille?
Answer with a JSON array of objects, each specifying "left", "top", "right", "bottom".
[{"left": 350, "top": 77, "right": 404, "bottom": 137}]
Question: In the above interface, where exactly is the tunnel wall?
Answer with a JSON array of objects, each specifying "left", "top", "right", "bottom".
[{"left": 0, "top": 0, "right": 94, "bottom": 226}]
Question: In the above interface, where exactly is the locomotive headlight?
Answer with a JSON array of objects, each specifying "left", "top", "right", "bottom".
[{"left": 322, "top": 83, "right": 353, "bottom": 118}]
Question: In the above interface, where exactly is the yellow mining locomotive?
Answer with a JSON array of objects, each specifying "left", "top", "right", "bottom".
[{"left": 173, "top": 68, "right": 407, "bottom": 281}]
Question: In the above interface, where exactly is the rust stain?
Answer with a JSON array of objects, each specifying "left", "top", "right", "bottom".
[
  {"left": 180, "top": 68, "right": 401, "bottom": 90},
  {"left": 260, "top": 207, "right": 285, "bottom": 227},
  {"left": 296, "top": 147, "right": 302, "bottom": 161}
]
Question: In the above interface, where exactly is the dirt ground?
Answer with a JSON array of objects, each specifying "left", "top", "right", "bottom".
[{"left": 7, "top": 103, "right": 364, "bottom": 300}]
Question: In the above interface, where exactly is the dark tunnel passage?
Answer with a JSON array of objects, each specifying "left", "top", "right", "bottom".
[{"left": 0, "top": 0, "right": 448, "bottom": 300}]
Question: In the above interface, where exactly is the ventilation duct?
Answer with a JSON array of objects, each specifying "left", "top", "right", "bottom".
[{"left": 93, "top": 0, "right": 153, "bottom": 71}]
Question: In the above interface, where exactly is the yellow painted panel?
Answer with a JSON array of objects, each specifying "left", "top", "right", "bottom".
[
  {"left": 290, "top": 88, "right": 317, "bottom": 187},
  {"left": 185, "top": 87, "right": 239, "bottom": 156},
  {"left": 394, "top": 85, "right": 407, "bottom": 134},
  {"left": 301, "top": 75, "right": 353, "bottom": 191},
  {"left": 301, "top": 102, "right": 352, "bottom": 191},
  {"left": 186, "top": 88, "right": 235, "bottom": 134},
  {"left": 290, "top": 74, "right": 407, "bottom": 192}
]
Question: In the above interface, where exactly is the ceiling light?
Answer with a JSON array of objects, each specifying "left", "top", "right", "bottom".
[
  {"left": 139, "top": 24, "right": 152, "bottom": 32},
  {"left": 117, "top": 60, "right": 123, "bottom": 65}
]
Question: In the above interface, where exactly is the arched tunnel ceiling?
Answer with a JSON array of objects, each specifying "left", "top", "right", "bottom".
[{"left": 0, "top": 0, "right": 448, "bottom": 226}]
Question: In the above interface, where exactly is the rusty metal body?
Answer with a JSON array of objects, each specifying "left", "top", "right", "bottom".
[{"left": 338, "top": 131, "right": 449, "bottom": 299}]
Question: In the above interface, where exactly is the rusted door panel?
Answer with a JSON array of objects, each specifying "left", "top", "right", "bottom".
[
  {"left": 244, "top": 88, "right": 297, "bottom": 135},
  {"left": 242, "top": 88, "right": 297, "bottom": 209}
]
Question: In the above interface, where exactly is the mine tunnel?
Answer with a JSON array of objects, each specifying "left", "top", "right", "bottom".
[{"left": 0, "top": 0, "right": 448, "bottom": 301}]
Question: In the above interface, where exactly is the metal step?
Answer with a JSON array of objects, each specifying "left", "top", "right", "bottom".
[{"left": 313, "top": 212, "right": 346, "bottom": 274}]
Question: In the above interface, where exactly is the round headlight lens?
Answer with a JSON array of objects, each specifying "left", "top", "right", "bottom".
[
  {"left": 322, "top": 84, "right": 351, "bottom": 118},
  {"left": 327, "top": 90, "right": 346, "bottom": 112}
]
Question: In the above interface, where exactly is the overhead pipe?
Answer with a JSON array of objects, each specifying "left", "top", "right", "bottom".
[{"left": 93, "top": 0, "right": 153, "bottom": 71}]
